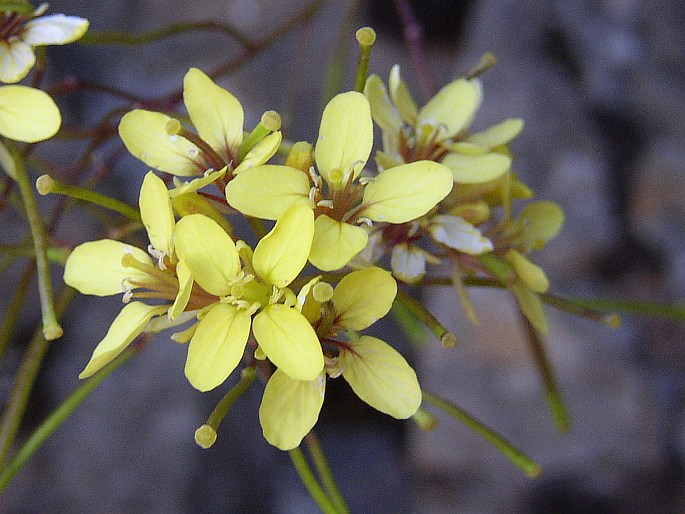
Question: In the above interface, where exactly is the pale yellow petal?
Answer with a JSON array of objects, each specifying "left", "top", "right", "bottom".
[
  {"left": 339, "top": 336, "right": 421, "bottom": 418},
  {"left": 0, "top": 41, "right": 34, "bottom": 84},
  {"left": 308, "top": 215, "right": 368, "bottom": 271},
  {"left": 225, "top": 165, "right": 310, "bottom": 220},
  {"left": 119, "top": 109, "right": 201, "bottom": 176},
  {"left": 170, "top": 191, "right": 232, "bottom": 234},
  {"left": 253, "top": 204, "right": 314, "bottom": 287},
  {"left": 253, "top": 304, "right": 323, "bottom": 381},
  {"left": 442, "top": 152, "right": 510, "bottom": 184},
  {"left": 23, "top": 14, "right": 89, "bottom": 46},
  {"left": 64, "top": 240, "right": 152, "bottom": 296},
  {"left": 169, "top": 259, "right": 193, "bottom": 320},
  {"left": 168, "top": 168, "right": 227, "bottom": 198},
  {"left": 139, "top": 171, "right": 175, "bottom": 254},
  {"left": 183, "top": 68, "right": 243, "bottom": 159},
  {"left": 315, "top": 91, "right": 373, "bottom": 189},
  {"left": 362, "top": 161, "right": 453, "bottom": 223},
  {"left": 505, "top": 250, "right": 549, "bottom": 293},
  {"left": 466, "top": 118, "right": 524, "bottom": 149},
  {"left": 185, "top": 303, "right": 251, "bottom": 391},
  {"left": 511, "top": 282, "right": 548, "bottom": 334},
  {"left": 0, "top": 85, "right": 60, "bottom": 142},
  {"left": 332, "top": 267, "right": 396, "bottom": 330},
  {"left": 259, "top": 369, "right": 324, "bottom": 450},
  {"left": 363, "top": 74, "right": 402, "bottom": 134},
  {"left": 174, "top": 214, "right": 240, "bottom": 296},
  {"left": 428, "top": 214, "right": 493, "bottom": 254},
  {"left": 79, "top": 302, "right": 168, "bottom": 379},
  {"left": 388, "top": 64, "right": 417, "bottom": 125},
  {"left": 417, "top": 78, "right": 482, "bottom": 140},
  {"left": 519, "top": 200, "right": 565, "bottom": 250},
  {"left": 234, "top": 131, "right": 282, "bottom": 173}
]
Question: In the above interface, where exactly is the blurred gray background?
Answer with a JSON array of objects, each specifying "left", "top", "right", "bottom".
[{"left": 2, "top": 0, "right": 685, "bottom": 512}]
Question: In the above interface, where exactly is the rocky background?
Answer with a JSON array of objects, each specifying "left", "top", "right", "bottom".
[{"left": 2, "top": 0, "right": 684, "bottom": 512}]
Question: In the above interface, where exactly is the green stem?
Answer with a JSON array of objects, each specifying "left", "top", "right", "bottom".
[
  {"left": 0, "top": 346, "right": 136, "bottom": 492},
  {"left": 36, "top": 174, "right": 142, "bottom": 223},
  {"left": 554, "top": 296, "right": 685, "bottom": 322},
  {"left": 0, "top": 287, "right": 76, "bottom": 466},
  {"left": 0, "top": 262, "right": 34, "bottom": 363},
  {"left": 304, "top": 433, "right": 349, "bottom": 514},
  {"left": 80, "top": 21, "right": 253, "bottom": 49},
  {"left": 10, "top": 145, "right": 62, "bottom": 340},
  {"left": 395, "top": 289, "right": 458, "bottom": 348},
  {"left": 289, "top": 446, "right": 341, "bottom": 514},
  {"left": 0, "top": 242, "right": 70, "bottom": 265},
  {"left": 422, "top": 390, "right": 541, "bottom": 478},
  {"left": 520, "top": 314, "right": 571, "bottom": 433}
]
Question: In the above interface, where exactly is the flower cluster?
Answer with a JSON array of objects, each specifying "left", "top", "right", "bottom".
[{"left": 64, "top": 59, "right": 563, "bottom": 450}]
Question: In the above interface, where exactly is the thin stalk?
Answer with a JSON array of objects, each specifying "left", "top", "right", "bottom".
[
  {"left": 0, "top": 347, "right": 136, "bottom": 492},
  {"left": 289, "top": 446, "right": 341, "bottom": 514},
  {"left": 304, "top": 432, "right": 349, "bottom": 514},
  {"left": 422, "top": 390, "right": 541, "bottom": 478},
  {"left": 353, "top": 26, "right": 375, "bottom": 93},
  {"left": 0, "top": 263, "right": 34, "bottom": 362},
  {"left": 0, "top": 287, "right": 76, "bottom": 466},
  {"left": 395, "top": 289, "right": 458, "bottom": 348},
  {"left": 80, "top": 21, "right": 253, "bottom": 49},
  {"left": 520, "top": 314, "right": 570, "bottom": 433},
  {"left": 10, "top": 144, "right": 62, "bottom": 340},
  {"left": 36, "top": 174, "right": 142, "bottom": 223}
]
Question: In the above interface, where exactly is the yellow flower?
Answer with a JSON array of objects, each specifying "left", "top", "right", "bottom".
[
  {"left": 259, "top": 267, "right": 421, "bottom": 450},
  {"left": 173, "top": 205, "right": 324, "bottom": 392},
  {"left": 0, "top": 4, "right": 88, "bottom": 83},
  {"left": 64, "top": 172, "right": 187, "bottom": 378},
  {"left": 226, "top": 91, "right": 453, "bottom": 271},
  {"left": 365, "top": 65, "right": 522, "bottom": 184},
  {"left": 0, "top": 84, "right": 60, "bottom": 142},
  {"left": 119, "top": 67, "right": 281, "bottom": 178}
]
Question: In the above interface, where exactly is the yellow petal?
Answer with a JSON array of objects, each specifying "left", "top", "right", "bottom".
[
  {"left": 253, "top": 304, "right": 323, "bottom": 381},
  {"left": 169, "top": 259, "right": 193, "bottom": 320},
  {"left": 428, "top": 214, "right": 493, "bottom": 254},
  {"left": 339, "top": 335, "right": 421, "bottom": 419},
  {"left": 119, "top": 109, "right": 201, "bottom": 176},
  {"left": 64, "top": 240, "right": 152, "bottom": 296},
  {"left": 174, "top": 214, "right": 240, "bottom": 296},
  {"left": 0, "top": 41, "right": 35, "bottom": 84},
  {"left": 253, "top": 205, "right": 314, "bottom": 287},
  {"left": 332, "top": 267, "right": 396, "bottom": 330},
  {"left": 442, "top": 152, "right": 510, "bottom": 184},
  {"left": 259, "top": 369, "right": 324, "bottom": 450},
  {"left": 388, "top": 64, "right": 417, "bottom": 125},
  {"left": 505, "top": 250, "right": 549, "bottom": 293},
  {"left": 23, "top": 14, "right": 89, "bottom": 46},
  {"left": 417, "top": 78, "right": 482, "bottom": 140},
  {"left": 225, "top": 165, "right": 310, "bottom": 220},
  {"left": 168, "top": 168, "right": 227, "bottom": 198},
  {"left": 0, "top": 85, "right": 60, "bottom": 142},
  {"left": 170, "top": 191, "right": 232, "bottom": 234},
  {"left": 79, "top": 302, "right": 168, "bottom": 379},
  {"left": 364, "top": 74, "right": 402, "bottom": 134},
  {"left": 183, "top": 68, "right": 243, "bottom": 160},
  {"left": 511, "top": 282, "right": 548, "bottom": 334},
  {"left": 185, "top": 303, "right": 251, "bottom": 391},
  {"left": 362, "top": 161, "right": 453, "bottom": 223},
  {"left": 519, "top": 200, "right": 565, "bottom": 250},
  {"left": 315, "top": 91, "right": 373, "bottom": 190},
  {"left": 308, "top": 215, "right": 368, "bottom": 271},
  {"left": 140, "top": 171, "right": 175, "bottom": 255},
  {"left": 234, "top": 131, "right": 282, "bottom": 173},
  {"left": 466, "top": 118, "right": 524, "bottom": 149}
]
